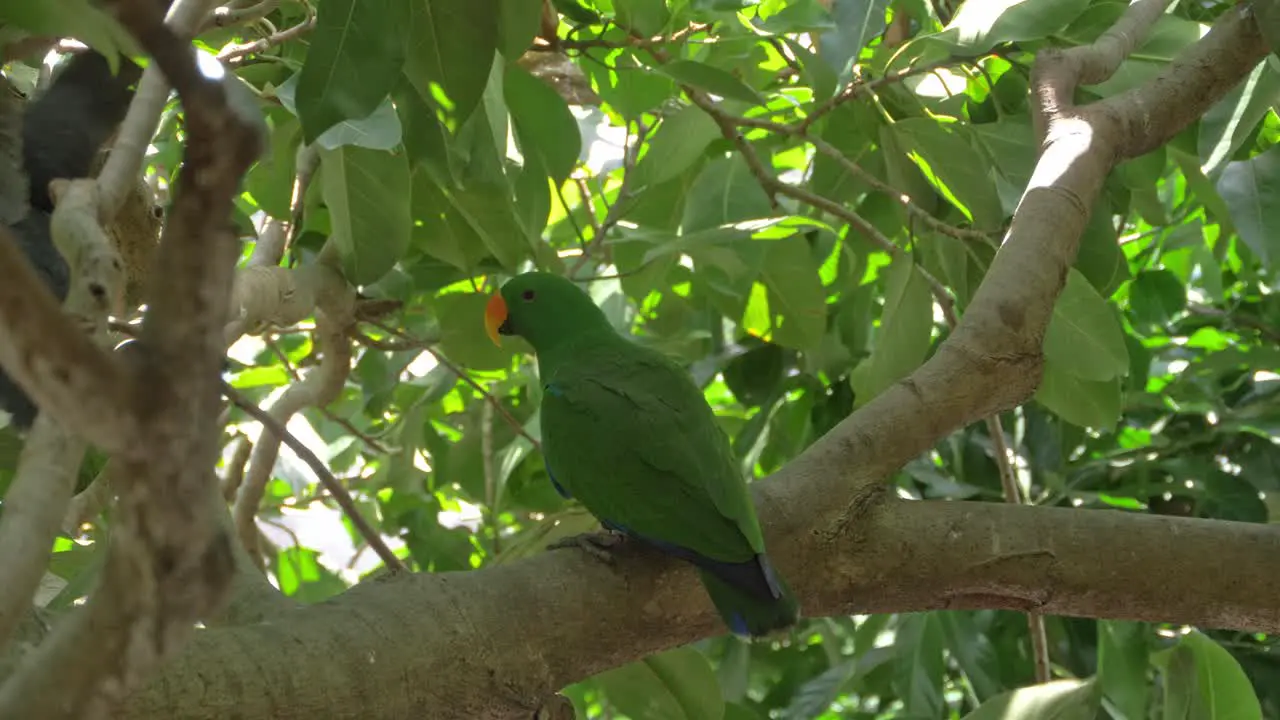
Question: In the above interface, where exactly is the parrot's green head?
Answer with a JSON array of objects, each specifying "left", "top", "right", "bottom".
[{"left": 484, "top": 272, "right": 613, "bottom": 353}]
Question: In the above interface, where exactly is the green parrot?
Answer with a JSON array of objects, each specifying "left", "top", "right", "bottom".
[{"left": 484, "top": 271, "right": 800, "bottom": 638}]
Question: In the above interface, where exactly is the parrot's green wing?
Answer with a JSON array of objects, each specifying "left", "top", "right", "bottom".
[{"left": 540, "top": 340, "right": 765, "bottom": 563}]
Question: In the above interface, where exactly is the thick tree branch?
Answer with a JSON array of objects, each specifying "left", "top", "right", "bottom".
[
  {"left": 0, "top": 0, "right": 266, "bottom": 714},
  {"left": 0, "top": 177, "right": 125, "bottom": 652},
  {"left": 116, "top": 497, "right": 1280, "bottom": 720}
]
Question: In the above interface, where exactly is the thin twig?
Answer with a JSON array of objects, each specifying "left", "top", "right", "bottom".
[
  {"left": 222, "top": 382, "right": 405, "bottom": 573},
  {"left": 1187, "top": 303, "right": 1280, "bottom": 344},
  {"left": 536, "top": 22, "right": 710, "bottom": 52},
  {"left": 357, "top": 325, "right": 543, "bottom": 452},
  {"left": 798, "top": 57, "right": 963, "bottom": 133},
  {"left": 481, "top": 401, "right": 501, "bottom": 556},
  {"left": 732, "top": 114, "right": 998, "bottom": 245},
  {"left": 640, "top": 42, "right": 959, "bottom": 320},
  {"left": 217, "top": 0, "right": 315, "bottom": 61},
  {"left": 986, "top": 413, "right": 1052, "bottom": 684},
  {"left": 264, "top": 335, "right": 390, "bottom": 454}
]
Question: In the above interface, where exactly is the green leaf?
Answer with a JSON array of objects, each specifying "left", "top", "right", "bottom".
[
  {"left": 1043, "top": 269, "right": 1129, "bottom": 382},
  {"left": 633, "top": 106, "right": 722, "bottom": 188},
  {"left": 850, "top": 257, "right": 934, "bottom": 403},
  {"left": 816, "top": 0, "right": 889, "bottom": 76},
  {"left": 782, "top": 659, "right": 857, "bottom": 719},
  {"left": 809, "top": 103, "right": 878, "bottom": 203},
  {"left": 0, "top": 0, "right": 137, "bottom": 64},
  {"left": 1199, "top": 61, "right": 1280, "bottom": 178},
  {"left": 411, "top": 168, "right": 491, "bottom": 270},
  {"left": 893, "top": 118, "right": 1004, "bottom": 229},
  {"left": 396, "top": 82, "right": 456, "bottom": 179},
  {"left": 436, "top": 292, "right": 518, "bottom": 371},
  {"left": 505, "top": 64, "right": 582, "bottom": 183},
  {"left": 444, "top": 183, "right": 534, "bottom": 270},
  {"left": 595, "top": 646, "right": 725, "bottom": 720},
  {"left": 1129, "top": 269, "right": 1187, "bottom": 329},
  {"left": 498, "top": 0, "right": 542, "bottom": 57},
  {"left": 273, "top": 547, "right": 348, "bottom": 603},
  {"left": 927, "top": 0, "right": 1091, "bottom": 56},
  {"left": 937, "top": 612, "right": 1003, "bottom": 700},
  {"left": 405, "top": 0, "right": 499, "bottom": 126},
  {"left": 321, "top": 145, "right": 413, "bottom": 285},
  {"left": 682, "top": 155, "right": 775, "bottom": 233},
  {"left": 760, "top": 237, "right": 827, "bottom": 350},
  {"left": 1098, "top": 621, "right": 1150, "bottom": 720},
  {"left": 893, "top": 613, "right": 946, "bottom": 718},
  {"left": 589, "top": 52, "right": 677, "bottom": 119},
  {"left": 1161, "top": 631, "right": 1263, "bottom": 720},
  {"left": 296, "top": 0, "right": 406, "bottom": 143},
  {"left": 659, "top": 59, "right": 764, "bottom": 105},
  {"left": 1114, "top": 146, "right": 1167, "bottom": 190},
  {"left": 785, "top": 36, "right": 838, "bottom": 102},
  {"left": 961, "top": 679, "right": 1100, "bottom": 720},
  {"left": 1169, "top": 149, "right": 1236, "bottom": 235},
  {"left": 1035, "top": 361, "right": 1122, "bottom": 430},
  {"left": 245, "top": 110, "right": 302, "bottom": 219},
  {"left": 1074, "top": 196, "right": 1129, "bottom": 297},
  {"left": 1216, "top": 143, "right": 1280, "bottom": 270},
  {"left": 613, "top": 0, "right": 670, "bottom": 36}
]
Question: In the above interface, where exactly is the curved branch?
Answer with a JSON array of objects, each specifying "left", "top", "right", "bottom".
[{"left": 231, "top": 313, "right": 352, "bottom": 563}]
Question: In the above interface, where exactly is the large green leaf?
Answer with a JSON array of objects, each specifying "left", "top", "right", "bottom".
[
  {"left": 505, "top": 64, "right": 582, "bottom": 183},
  {"left": 1216, "top": 144, "right": 1280, "bottom": 270},
  {"left": 613, "top": 0, "right": 670, "bottom": 36},
  {"left": 296, "top": 0, "right": 406, "bottom": 143},
  {"left": 1098, "top": 621, "right": 1150, "bottom": 720},
  {"left": 595, "top": 646, "right": 725, "bottom": 720},
  {"left": 817, "top": 0, "right": 889, "bottom": 76},
  {"left": 850, "top": 257, "right": 934, "bottom": 402},
  {"left": 245, "top": 110, "right": 302, "bottom": 219},
  {"left": 0, "top": 0, "right": 137, "bottom": 66},
  {"left": 404, "top": 0, "right": 499, "bottom": 126},
  {"left": 1128, "top": 270, "right": 1187, "bottom": 330},
  {"left": 1043, "top": 269, "right": 1129, "bottom": 382},
  {"left": 961, "top": 679, "right": 1100, "bottom": 720},
  {"left": 1073, "top": 196, "right": 1129, "bottom": 297},
  {"left": 892, "top": 118, "right": 1004, "bottom": 229},
  {"left": 589, "top": 51, "right": 677, "bottom": 119},
  {"left": 682, "top": 155, "right": 775, "bottom": 233},
  {"left": 938, "top": 612, "right": 1003, "bottom": 701},
  {"left": 321, "top": 145, "right": 413, "bottom": 285},
  {"left": 1199, "top": 61, "right": 1280, "bottom": 178},
  {"left": 633, "top": 106, "right": 722, "bottom": 188},
  {"left": 1035, "top": 361, "right": 1122, "bottom": 430},
  {"left": 760, "top": 237, "right": 828, "bottom": 351},
  {"left": 498, "top": 0, "right": 542, "bottom": 57},
  {"left": 893, "top": 613, "right": 946, "bottom": 718},
  {"left": 1160, "top": 631, "right": 1263, "bottom": 720},
  {"left": 927, "top": 0, "right": 1090, "bottom": 55},
  {"left": 659, "top": 59, "right": 764, "bottom": 105}
]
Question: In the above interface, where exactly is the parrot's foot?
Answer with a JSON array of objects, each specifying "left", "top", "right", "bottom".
[{"left": 549, "top": 529, "right": 627, "bottom": 564}]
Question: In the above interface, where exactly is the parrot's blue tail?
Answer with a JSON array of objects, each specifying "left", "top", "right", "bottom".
[{"left": 698, "top": 555, "right": 800, "bottom": 639}]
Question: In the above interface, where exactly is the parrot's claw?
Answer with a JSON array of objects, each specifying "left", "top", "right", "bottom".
[{"left": 549, "top": 529, "right": 627, "bottom": 564}]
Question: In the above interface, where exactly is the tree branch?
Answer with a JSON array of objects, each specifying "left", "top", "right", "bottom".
[
  {"left": 117, "top": 498, "right": 1280, "bottom": 720},
  {"left": 0, "top": 0, "right": 267, "bottom": 713}
]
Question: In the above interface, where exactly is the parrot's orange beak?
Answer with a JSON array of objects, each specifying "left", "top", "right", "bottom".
[{"left": 484, "top": 294, "right": 508, "bottom": 347}]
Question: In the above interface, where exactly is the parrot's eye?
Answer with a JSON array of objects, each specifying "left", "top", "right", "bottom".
[{"left": 521, "top": 290, "right": 536, "bottom": 302}]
